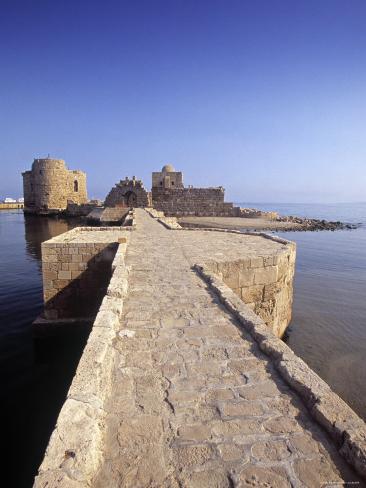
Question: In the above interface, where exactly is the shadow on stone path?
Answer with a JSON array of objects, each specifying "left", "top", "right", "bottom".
[{"left": 93, "top": 209, "right": 363, "bottom": 488}]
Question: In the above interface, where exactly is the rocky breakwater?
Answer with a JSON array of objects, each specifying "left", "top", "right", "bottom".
[{"left": 276, "top": 215, "right": 359, "bottom": 231}]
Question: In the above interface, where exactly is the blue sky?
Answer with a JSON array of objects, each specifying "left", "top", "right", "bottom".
[{"left": 1, "top": 0, "right": 365, "bottom": 202}]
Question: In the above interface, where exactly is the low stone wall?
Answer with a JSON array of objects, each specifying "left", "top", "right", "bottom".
[
  {"left": 34, "top": 237, "right": 130, "bottom": 487},
  {"left": 0, "top": 202, "right": 24, "bottom": 210},
  {"left": 145, "top": 207, "right": 165, "bottom": 219},
  {"left": 195, "top": 264, "right": 366, "bottom": 480},
  {"left": 148, "top": 208, "right": 295, "bottom": 337},
  {"left": 41, "top": 227, "right": 131, "bottom": 320},
  {"left": 123, "top": 209, "right": 137, "bottom": 227},
  {"left": 205, "top": 249, "right": 295, "bottom": 338}
]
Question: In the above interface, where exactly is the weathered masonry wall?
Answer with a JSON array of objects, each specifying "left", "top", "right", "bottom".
[
  {"left": 23, "top": 158, "right": 88, "bottom": 214},
  {"left": 196, "top": 264, "right": 366, "bottom": 481},
  {"left": 34, "top": 237, "right": 129, "bottom": 487},
  {"left": 146, "top": 208, "right": 296, "bottom": 338},
  {"left": 105, "top": 177, "right": 150, "bottom": 208},
  {"left": 0, "top": 202, "right": 24, "bottom": 209},
  {"left": 41, "top": 227, "right": 129, "bottom": 320},
  {"left": 152, "top": 187, "right": 238, "bottom": 216},
  {"left": 204, "top": 243, "right": 296, "bottom": 338}
]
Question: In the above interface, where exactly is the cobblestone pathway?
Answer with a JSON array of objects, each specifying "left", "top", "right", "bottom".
[{"left": 94, "top": 209, "right": 362, "bottom": 488}]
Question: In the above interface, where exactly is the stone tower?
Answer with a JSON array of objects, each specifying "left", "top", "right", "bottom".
[
  {"left": 152, "top": 164, "right": 184, "bottom": 189},
  {"left": 22, "top": 158, "right": 88, "bottom": 214}
]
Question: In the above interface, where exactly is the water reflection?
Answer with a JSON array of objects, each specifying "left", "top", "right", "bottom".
[
  {"left": 0, "top": 212, "right": 89, "bottom": 488},
  {"left": 24, "top": 215, "right": 78, "bottom": 262}
]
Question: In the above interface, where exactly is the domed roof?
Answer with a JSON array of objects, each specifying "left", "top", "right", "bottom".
[{"left": 162, "top": 164, "right": 175, "bottom": 173}]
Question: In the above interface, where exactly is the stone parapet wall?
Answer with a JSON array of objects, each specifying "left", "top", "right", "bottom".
[
  {"left": 148, "top": 207, "right": 295, "bottom": 337},
  {"left": 41, "top": 227, "right": 131, "bottom": 320},
  {"left": 196, "top": 264, "right": 366, "bottom": 480},
  {"left": 204, "top": 249, "right": 295, "bottom": 338},
  {"left": 34, "top": 240, "right": 129, "bottom": 487},
  {"left": 145, "top": 207, "right": 182, "bottom": 229},
  {"left": 145, "top": 207, "right": 165, "bottom": 218}
]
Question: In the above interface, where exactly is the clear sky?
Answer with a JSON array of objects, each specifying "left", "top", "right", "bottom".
[{"left": 1, "top": 0, "right": 365, "bottom": 202}]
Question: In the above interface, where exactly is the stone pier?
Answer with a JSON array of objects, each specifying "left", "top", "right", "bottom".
[{"left": 34, "top": 209, "right": 365, "bottom": 487}]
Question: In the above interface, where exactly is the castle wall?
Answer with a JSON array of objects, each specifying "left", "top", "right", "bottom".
[
  {"left": 22, "top": 158, "right": 88, "bottom": 214},
  {"left": 151, "top": 187, "right": 239, "bottom": 216}
]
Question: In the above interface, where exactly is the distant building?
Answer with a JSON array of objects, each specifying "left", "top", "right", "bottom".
[
  {"left": 17, "top": 197, "right": 24, "bottom": 203},
  {"left": 104, "top": 163, "right": 239, "bottom": 217},
  {"left": 22, "top": 158, "right": 88, "bottom": 214},
  {"left": 152, "top": 164, "right": 184, "bottom": 189},
  {"left": 4, "top": 197, "right": 16, "bottom": 203}
]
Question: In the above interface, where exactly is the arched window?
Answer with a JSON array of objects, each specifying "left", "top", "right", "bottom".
[{"left": 74, "top": 180, "right": 78, "bottom": 192}]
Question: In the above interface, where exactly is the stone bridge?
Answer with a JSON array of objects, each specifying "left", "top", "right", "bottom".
[{"left": 34, "top": 209, "right": 366, "bottom": 487}]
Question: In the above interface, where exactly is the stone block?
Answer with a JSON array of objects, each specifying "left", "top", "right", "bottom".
[
  {"left": 58, "top": 270, "right": 71, "bottom": 280},
  {"left": 293, "top": 458, "right": 342, "bottom": 487},
  {"left": 219, "top": 401, "right": 265, "bottom": 418},
  {"left": 177, "top": 423, "right": 211, "bottom": 442},
  {"left": 72, "top": 254, "right": 83, "bottom": 262},
  {"left": 71, "top": 270, "right": 83, "bottom": 279},
  {"left": 250, "top": 256, "right": 264, "bottom": 268},
  {"left": 239, "top": 466, "right": 291, "bottom": 487},
  {"left": 263, "top": 282, "right": 282, "bottom": 300},
  {"left": 43, "top": 254, "right": 58, "bottom": 263},
  {"left": 43, "top": 270, "right": 57, "bottom": 280},
  {"left": 37, "top": 398, "right": 103, "bottom": 480},
  {"left": 254, "top": 266, "right": 278, "bottom": 285},
  {"left": 44, "top": 289, "right": 58, "bottom": 301},
  {"left": 241, "top": 284, "right": 264, "bottom": 303},
  {"left": 238, "top": 268, "right": 255, "bottom": 287}
]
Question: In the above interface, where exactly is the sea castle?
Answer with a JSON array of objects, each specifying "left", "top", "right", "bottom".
[{"left": 22, "top": 157, "right": 277, "bottom": 219}]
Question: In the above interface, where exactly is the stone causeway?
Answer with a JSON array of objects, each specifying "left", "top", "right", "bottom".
[{"left": 34, "top": 209, "right": 366, "bottom": 488}]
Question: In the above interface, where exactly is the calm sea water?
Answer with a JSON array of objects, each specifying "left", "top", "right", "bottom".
[
  {"left": 0, "top": 212, "right": 86, "bottom": 488},
  {"left": 0, "top": 205, "right": 365, "bottom": 485},
  {"left": 239, "top": 202, "right": 366, "bottom": 419}
]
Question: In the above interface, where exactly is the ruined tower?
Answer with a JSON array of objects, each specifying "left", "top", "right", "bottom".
[
  {"left": 104, "top": 177, "right": 150, "bottom": 208},
  {"left": 22, "top": 158, "right": 88, "bottom": 214}
]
